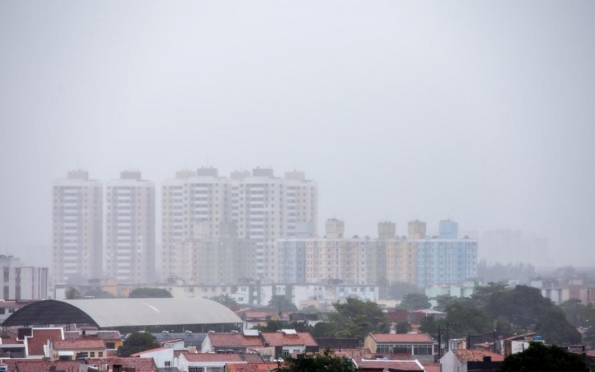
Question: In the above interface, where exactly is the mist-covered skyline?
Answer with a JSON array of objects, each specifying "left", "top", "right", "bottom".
[{"left": 1, "top": 1, "right": 593, "bottom": 268}]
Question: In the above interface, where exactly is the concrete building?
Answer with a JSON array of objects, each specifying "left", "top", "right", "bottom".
[
  {"left": 169, "top": 222, "right": 257, "bottom": 284},
  {"left": 0, "top": 255, "right": 48, "bottom": 300},
  {"left": 105, "top": 171, "right": 155, "bottom": 283},
  {"left": 278, "top": 219, "right": 368, "bottom": 285},
  {"left": 162, "top": 168, "right": 318, "bottom": 282},
  {"left": 408, "top": 220, "right": 427, "bottom": 240},
  {"left": 416, "top": 220, "right": 478, "bottom": 288},
  {"left": 52, "top": 170, "right": 103, "bottom": 283}
]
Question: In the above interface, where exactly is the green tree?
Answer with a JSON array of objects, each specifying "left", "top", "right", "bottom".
[
  {"left": 312, "top": 321, "right": 340, "bottom": 339},
  {"left": 128, "top": 287, "right": 172, "bottom": 298},
  {"left": 268, "top": 295, "right": 298, "bottom": 312},
  {"left": 387, "top": 282, "right": 421, "bottom": 300},
  {"left": 419, "top": 315, "right": 445, "bottom": 339},
  {"left": 395, "top": 321, "right": 412, "bottom": 334},
  {"left": 279, "top": 349, "right": 358, "bottom": 372},
  {"left": 65, "top": 287, "right": 82, "bottom": 299},
  {"left": 327, "top": 298, "right": 389, "bottom": 340},
  {"left": 535, "top": 309, "right": 582, "bottom": 345},
  {"left": 497, "top": 342, "right": 589, "bottom": 372},
  {"left": 399, "top": 293, "right": 431, "bottom": 310},
  {"left": 84, "top": 288, "right": 115, "bottom": 298},
  {"left": 433, "top": 294, "right": 457, "bottom": 312},
  {"left": 210, "top": 294, "right": 239, "bottom": 307},
  {"left": 300, "top": 305, "right": 320, "bottom": 314},
  {"left": 118, "top": 332, "right": 160, "bottom": 357},
  {"left": 443, "top": 301, "right": 491, "bottom": 339}
]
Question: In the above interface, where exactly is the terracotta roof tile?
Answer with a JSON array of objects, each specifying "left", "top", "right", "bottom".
[
  {"left": 452, "top": 349, "right": 504, "bottom": 363},
  {"left": 26, "top": 329, "right": 63, "bottom": 356},
  {"left": 130, "top": 347, "right": 172, "bottom": 356},
  {"left": 208, "top": 334, "right": 264, "bottom": 348},
  {"left": 181, "top": 352, "right": 245, "bottom": 362},
  {"left": 226, "top": 362, "right": 277, "bottom": 372},
  {"left": 260, "top": 332, "right": 317, "bottom": 347},
  {"left": 242, "top": 353, "right": 265, "bottom": 363},
  {"left": 87, "top": 357, "right": 158, "bottom": 372},
  {"left": 371, "top": 333, "right": 433, "bottom": 343},
  {"left": 53, "top": 339, "right": 106, "bottom": 350},
  {"left": 357, "top": 359, "right": 424, "bottom": 371},
  {"left": 4, "top": 359, "right": 81, "bottom": 372},
  {"left": 421, "top": 363, "right": 440, "bottom": 372}
]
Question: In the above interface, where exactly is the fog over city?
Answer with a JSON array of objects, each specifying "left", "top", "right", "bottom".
[{"left": 0, "top": 1, "right": 593, "bottom": 269}]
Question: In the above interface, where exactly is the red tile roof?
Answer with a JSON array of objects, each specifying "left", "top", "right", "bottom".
[
  {"left": 53, "top": 339, "right": 106, "bottom": 350},
  {"left": 260, "top": 332, "right": 317, "bottom": 347},
  {"left": 64, "top": 331, "right": 121, "bottom": 341},
  {"left": 26, "top": 329, "right": 63, "bottom": 356},
  {"left": 357, "top": 359, "right": 424, "bottom": 371},
  {"left": 421, "top": 363, "right": 440, "bottom": 372},
  {"left": 242, "top": 353, "right": 265, "bottom": 363},
  {"left": 208, "top": 333, "right": 264, "bottom": 348},
  {"left": 370, "top": 333, "right": 433, "bottom": 344},
  {"left": 452, "top": 349, "right": 504, "bottom": 363},
  {"left": 181, "top": 352, "right": 245, "bottom": 363},
  {"left": 333, "top": 348, "right": 374, "bottom": 360},
  {"left": 4, "top": 359, "right": 81, "bottom": 372},
  {"left": 226, "top": 362, "right": 278, "bottom": 372},
  {"left": 130, "top": 347, "right": 173, "bottom": 356},
  {"left": 87, "top": 357, "right": 158, "bottom": 372}
]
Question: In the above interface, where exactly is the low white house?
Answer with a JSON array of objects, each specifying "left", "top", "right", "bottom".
[{"left": 131, "top": 347, "right": 175, "bottom": 369}]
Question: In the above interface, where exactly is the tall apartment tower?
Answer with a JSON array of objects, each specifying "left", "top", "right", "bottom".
[
  {"left": 161, "top": 167, "right": 318, "bottom": 282},
  {"left": 105, "top": 171, "right": 155, "bottom": 283},
  {"left": 408, "top": 220, "right": 427, "bottom": 239},
  {"left": 52, "top": 170, "right": 103, "bottom": 284}
]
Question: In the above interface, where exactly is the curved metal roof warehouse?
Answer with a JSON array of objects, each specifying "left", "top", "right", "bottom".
[{"left": 2, "top": 298, "right": 242, "bottom": 328}]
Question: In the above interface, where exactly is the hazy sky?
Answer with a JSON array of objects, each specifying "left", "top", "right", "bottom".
[{"left": 1, "top": 1, "right": 593, "bottom": 267}]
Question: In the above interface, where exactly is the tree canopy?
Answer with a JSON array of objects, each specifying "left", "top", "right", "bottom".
[
  {"left": 65, "top": 287, "right": 82, "bottom": 299},
  {"left": 395, "top": 321, "right": 412, "bottom": 334},
  {"left": 210, "top": 294, "right": 238, "bottom": 307},
  {"left": 268, "top": 295, "right": 298, "bottom": 312},
  {"left": 279, "top": 349, "right": 358, "bottom": 372},
  {"left": 118, "top": 332, "right": 160, "bottom": 357},
  {"left": 326, "top": 298, "right": 389, "bottom": 340},
  {"left": 497, "top": 342, "right": 589, "bottom": 372},
  {"left": 128, "top": 287, "right": 172, "bottom": 298},
  {"left": 399, "top": 293, "right": 431, "bottom": 310}
]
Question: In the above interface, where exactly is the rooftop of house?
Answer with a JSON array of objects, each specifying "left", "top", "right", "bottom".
[
  {"left": 260, "top": 331, "right": 317, "bottom": 347},
  {"left": 63, "top": 330, "right": 122, "bottom": 341},
  {"left": 226, "top": 362, "right": 279, "bottom": 372},
  {"left": 4, "top": 359, "right": 81, "bottom": 372},
  {"left": 87, "top": 357, "right": 158, "bottom": 372},
  {"left": 181, "top": 352, "right": 246, "bottom": 363},
  {"left": 451, "top": 349, "right": 505, "bottom": 364},
  {"left": 25, "top": 328, "right": 64, "bottom": 356},
  {"left": 369, "top": 333, "right": 434, "bottom": 344},
  {"left": 130, "top": 346, "right": 173, "bottom": 356},
  {"left": 422, "top": 363, "right": 441, "bottom": 372},
  {"left": 208, "top": 333, "right": 264, "bottom": 348},
  {"left": 53, "top": 339, "right": 106, "bottom": 350},
  {"left": 356, "top": 359, "right": 424, "bottom": 371}
]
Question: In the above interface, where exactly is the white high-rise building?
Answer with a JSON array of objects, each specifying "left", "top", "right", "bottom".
[
  {"left": 105, "top": 171, "right": 155, "bottom": 283},
  {"left": 161, "top": 167, "right": 318, "bottom": 282},
  {"left": 52, "top": 170, "right": 103, "bottom": 284}
]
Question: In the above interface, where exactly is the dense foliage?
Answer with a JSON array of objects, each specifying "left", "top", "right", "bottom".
[
  {"left": 128, "top": 287, "right": 172, "bottom": 298},
  {"left": 268, "top": 295, "right": 298, "bottom": 312},
  {"left": 118, "top": 332, "right": 160, "bottom": 357},
  {"left": 395, "top": 321, "right": 412, "bottom": 334},
  {"left": 210, "top": 294, "right": 239, "bottom": 307},
  {"left": 279, "top": 349, "right": 359, "bottom": 372},
  {"left": 311, "top": 298, "right": 388, "bottom": 340},
  {"left": 497, "top": 342, "right": 589, "bottom": 372},
  {"left": 399, "top": 293, "right": 431, "bottom": 310}
]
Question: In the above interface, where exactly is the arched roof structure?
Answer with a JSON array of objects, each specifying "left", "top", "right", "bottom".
[{"left": 2, "top": 298, "right": 242, "bottom": 328}]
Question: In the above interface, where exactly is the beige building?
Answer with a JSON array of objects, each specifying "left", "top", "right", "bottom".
[
  {"left": 162, "top": 168, "right": 318, "bottom": 282},
  {"left": 105, "top": 171, "right": 155, "bottom": 283},
  {"left": 52, "top": 170, "right": 103, "bottom": 284}
]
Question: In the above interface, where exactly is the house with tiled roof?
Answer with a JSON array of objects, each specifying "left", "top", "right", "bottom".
[
  {"left": 353, "top": 358, "right": 425, "bottom": 372},
  {"left": 63, "top": 327, "right": 122, "bottom": 350},
  {"left": 49, "top": 338, "right": 107, "bottom": 360},
  {"left": 225, "top": 362, "right": 278, "bottom": 372},
  {"left": 363, "top": 333, "right": 435, "bottom": 364},
  {"left": 440, "top": 349, "right": 504, "bottom": 372},
  {"left": 177, "top": 352, "right": 246, "bottom": 372},
  {"left": 201, "top": 331, "right": 264, "bottom": 353},
  {"left": 23, "top": 328, "right": 64, "bottom": 358},
  {"left": 4, "top": 357, "right": 158, "bottom": 372},
  {"left": 130, "top": 346, "right": 174, "bottom": 369},
  {"left": 260, "top": 329, "right": 318, "bottom": 359}
]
